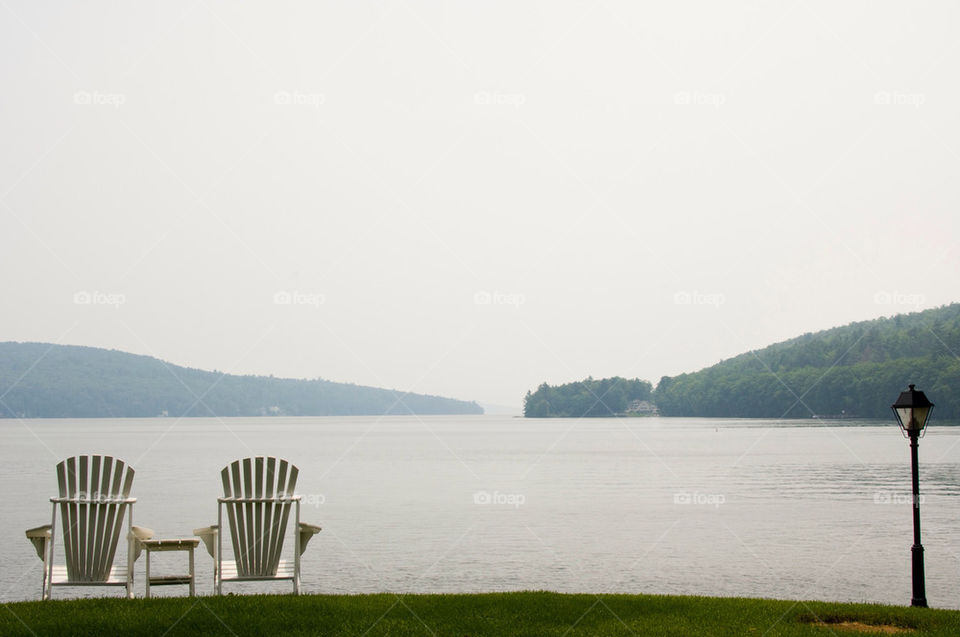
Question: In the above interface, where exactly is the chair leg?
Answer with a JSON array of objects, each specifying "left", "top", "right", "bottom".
[
  {"left": 45, "top": 505, "right": 56, "bottom": 601},
  {"left": 127, "top": 555, "right": 135, "bottom": 599},
  {"left": 41, "top": 542, "right": 51, "bottom": 601},
  {"left": 40, "top": 543, "right": 48, "bottom": 601}
]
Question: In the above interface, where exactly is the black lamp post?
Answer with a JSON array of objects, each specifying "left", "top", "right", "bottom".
[{"left": 891, "top": 384, "right": 934, "bottom": 608}]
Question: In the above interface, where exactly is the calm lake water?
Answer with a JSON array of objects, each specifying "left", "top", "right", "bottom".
[{"left": 2, "top": 416, "right": 960, "bottom": 608}]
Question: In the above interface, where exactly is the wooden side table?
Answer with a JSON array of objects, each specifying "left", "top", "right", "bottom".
[{"left": 141, "top": 538, "right": 200, "bottom": 598}]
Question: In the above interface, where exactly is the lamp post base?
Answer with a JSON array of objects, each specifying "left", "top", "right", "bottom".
[{"left": 911, "top": 543, "right": 927, "bottom": 608}]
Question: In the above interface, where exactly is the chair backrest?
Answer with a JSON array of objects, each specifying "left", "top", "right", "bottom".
[
  {"left": 221, "top": 457, "right": 299, "bottom": 577},
  {"left": 55, "top": 455, "right": 135, "bottom": 581}
]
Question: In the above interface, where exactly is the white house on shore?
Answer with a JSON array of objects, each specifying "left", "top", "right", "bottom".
[{"left": 625, "top": 400, "right": 659, "bottom": 416}]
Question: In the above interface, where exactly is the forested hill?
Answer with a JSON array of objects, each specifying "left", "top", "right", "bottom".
[
  {"left": 654, "top": 304, "right": 960, "bottom": 420},
  {"left": 0, "top": 342, "right": 483, "bottom": 418}
]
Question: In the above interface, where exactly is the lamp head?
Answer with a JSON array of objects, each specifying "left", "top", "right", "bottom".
[{"left": 892, "top": 384, "right": 934, "bottom": 435}]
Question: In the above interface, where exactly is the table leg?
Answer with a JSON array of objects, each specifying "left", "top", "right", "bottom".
[
  {"left": 145, "top": 549, "right": 151, "bottom": 599},
  {"left": 189, "top": 546, "right": 195, "bottom": 597}
]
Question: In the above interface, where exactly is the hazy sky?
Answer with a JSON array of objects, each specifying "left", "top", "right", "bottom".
[{"left": 1, "top": 2, "right": 958, "bottom": 409}]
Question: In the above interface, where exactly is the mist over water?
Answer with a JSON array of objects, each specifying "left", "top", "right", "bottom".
[{"left": 5, "top": 416, "right": 960, "bottom": 608}]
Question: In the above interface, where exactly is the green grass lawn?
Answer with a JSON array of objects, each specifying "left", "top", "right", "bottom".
[{"left": 3, "top": 592, "right": 959, "bottom": 636}]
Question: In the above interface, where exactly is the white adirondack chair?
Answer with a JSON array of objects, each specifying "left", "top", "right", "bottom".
[
  {"left": 24, "top": 455, "right": 152, "bottom": 600},
  {"left": 193, "top": 457, "right": 321, "bottom": 594}
]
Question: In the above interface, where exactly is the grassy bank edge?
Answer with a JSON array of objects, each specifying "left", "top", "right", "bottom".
[{"left": 3, "top": 591, "right": 960, "bottom": 636}]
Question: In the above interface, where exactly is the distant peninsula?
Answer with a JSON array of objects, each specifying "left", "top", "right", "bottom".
[
  {"left": 524, "top": 303, "right": 960, "bottom": 420},
  {"left": 524, "top": 377, "right": 654, "bottom": 418},
  {"left": 0, "top": 342, "right": 483, "bottom": 418}
]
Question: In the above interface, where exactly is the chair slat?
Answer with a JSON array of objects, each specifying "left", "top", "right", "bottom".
[
  {"left": 262, "top": 457, "right": 276, "bottom": 574},
  {"left": 286, "top": 465, "right": 298, "bottom": 496},
  {"left": 97, "top": 458, "right": 122, "bottom": 580},
  {"left": 274, "top": 461, "right": 296, "bottom": 575},
  {"left": 242, "top": 458, "right": 254, "bottom": 576},
  {"left": 101, "top": 460, "right": 134, "bottom": 583},
  {"left": 56, "top": 460, "right": 74, "bottom": 581},
  {"left": 84, "top": 456, "right": 101, "bottom": 580},
  {"left": 222, "top": 464, "right": 242, "bottom": 576},
  {"left": 266, "top": 460, "right": 289, "bottom": 574},
  {"left": 120, "top": 461, "right": 134, "bottom": 498},
  {"left": 78, "top": 456, "right": 88, "bottom": 579},
  {"left": 254, "top": 457, "right": 264, "bottom": 574},
  {"left": 221, "top": 466, "right": 239, "bottom": 576},
  {"left": 228, "top": 461, "right": 246, "bottom": 575},
  {"left": 220, "top": 559, "right": 295, "bottom": 580},
  {"left": 93, "top": 456, "right": 114, "bottom": 578},
  {"left": 65, "top": 457, "right": 80, "bottom": 580},
  {"left": 64, "top": 457, "right": 77, "bottom": 497}
]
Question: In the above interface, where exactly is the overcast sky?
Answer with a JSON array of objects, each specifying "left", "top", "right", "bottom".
[{"left": 1, "top": 1, "right": 958, "bottom": 409}]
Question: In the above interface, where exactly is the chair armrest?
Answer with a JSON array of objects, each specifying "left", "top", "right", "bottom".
[
  {"left": 298, "top": 522, "right": 321, "bottom": 556},
  {"left": 128, "top": 526, "right": 155, "bottom": 562},
  {"left": 25, "top": 525, "right": 52, "bottom": 561},
  {"left": 193, "top": 525, "right": 218, "bottom": 559},
  {"left": 130, "top": 526, "right": 155, "bottom": 542}
]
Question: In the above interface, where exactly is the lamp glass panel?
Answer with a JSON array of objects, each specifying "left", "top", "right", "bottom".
[
  {"left": 895, "top": 406, "right": 915, "bottom": 431},
  {"left": 912, "top": 406, "right": 931, "bottom": 430}
]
